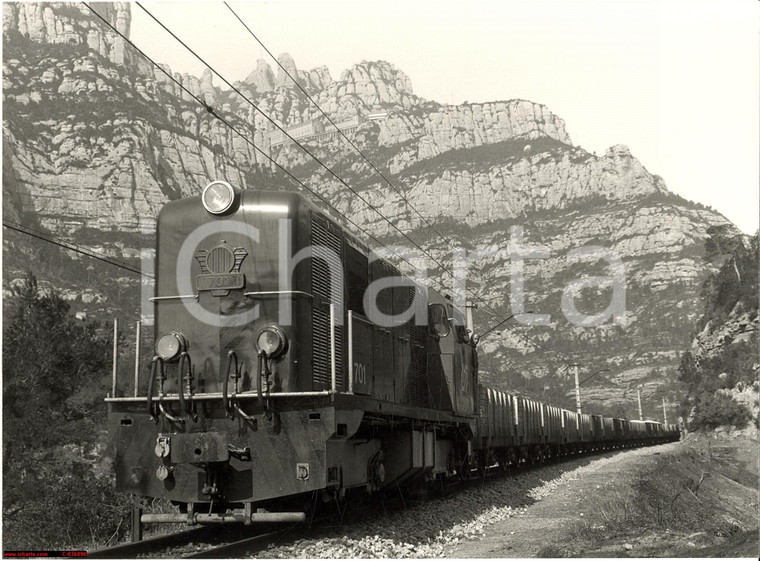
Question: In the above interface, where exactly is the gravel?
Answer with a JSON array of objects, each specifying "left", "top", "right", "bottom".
[{"left": 256, "top": 455, "right": 615, "bottom": 558}]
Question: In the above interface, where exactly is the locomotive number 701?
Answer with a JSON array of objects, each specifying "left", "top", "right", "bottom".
[{"left": 353, "top": 362, "right": 367, "bottom": 385}]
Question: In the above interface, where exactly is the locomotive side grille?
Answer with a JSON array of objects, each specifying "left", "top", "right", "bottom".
[
  {"left": 407, "top": 286, "right": 428, "bottom": 407},
  {"left": 311, "top": 214, "right": 342, "bottom": 301},
  {"left": 311, "top": 213, "right": 343, "bottom": 390},
  {"left": 312, "top": 306, "right": 331, "bottom": 387}
]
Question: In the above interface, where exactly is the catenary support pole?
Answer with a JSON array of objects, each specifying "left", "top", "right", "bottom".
[
  {"left": 112, "top": 318, "right": 119, "bottom": 397},
  {"left": 134, "top": 320, "right": 141, "bottom": 397}
]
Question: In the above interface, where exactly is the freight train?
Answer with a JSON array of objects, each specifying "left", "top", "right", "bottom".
[{"left": 107, "top": 181, "right": 679, "bottom": 526}]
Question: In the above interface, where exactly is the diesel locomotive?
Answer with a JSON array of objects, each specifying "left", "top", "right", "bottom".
[{"left": 107, "top": 180, "right": 679, "bottom": 526}]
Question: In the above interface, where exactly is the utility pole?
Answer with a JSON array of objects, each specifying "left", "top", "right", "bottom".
[
  {"left": 134, "top": 320, "right": 141, "bottom": 397},
  {"left": 637, "top": 388, "right": 643, "bottom": 421},
  {"left": 573, "top": 364, "right": 581, "bottom": 415},
  {"left": 662, "top": 396, "right": 667, "bottom": 425},
  {"left": 111, "top": 318, "right": 119, "bottom": 398}
]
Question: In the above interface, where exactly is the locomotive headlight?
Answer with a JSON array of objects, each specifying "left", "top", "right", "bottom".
[
  {"left": 155, "top": 332, "right": 187, "bottom": 362},
  {"left": 202, "top": 180, "right": 237, "bottom": 215},
  {"left": 255, "top": 326, "right": 287, "bottom": 358}
]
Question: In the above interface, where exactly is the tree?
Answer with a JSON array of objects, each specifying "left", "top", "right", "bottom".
[
  {"left": 2, "top": 272, "right": 130, "bottom": 549},
  {"left": 2, "top": 272, "right": 111, "bottom": 465}
]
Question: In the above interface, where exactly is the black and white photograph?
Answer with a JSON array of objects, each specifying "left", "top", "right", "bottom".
[{"left": 2, "top": 0, "right": 758, "bottom": 557}]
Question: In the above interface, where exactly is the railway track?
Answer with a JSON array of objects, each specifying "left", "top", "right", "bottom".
[
  {"left": 88, "top": 527, "right": 210, "bottom": 558},
  {"left": 182, "top": 528, "right": 295, "bottom": 558},
  {"left": 88, "top": 524, "right": 298, "bottom": 559},
  {"left": 89, "top": 443, "right": 659, "bottom": 558}
]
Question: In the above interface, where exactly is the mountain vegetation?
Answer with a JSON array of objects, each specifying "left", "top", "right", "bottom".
[
  {"left": 2, "top": 272, "right": 133, "bottom": 549},
  {"left": 677, "top": 228, "right": 758, "bottom": 431}
]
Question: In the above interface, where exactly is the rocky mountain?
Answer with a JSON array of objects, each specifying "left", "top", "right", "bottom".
[{"left": 2, "top": 2, "right": 741, "bottom": 418}]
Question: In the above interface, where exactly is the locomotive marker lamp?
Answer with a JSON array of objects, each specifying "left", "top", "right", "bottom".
[
  {"left": 255, "top": 326, "right": 288, "bottom": 358},
  {"left": 201, "top": 180, "right": 238, "bottom": 215},
  {"left": 155, "top": 332, "right": 188, "bottom": 362}
]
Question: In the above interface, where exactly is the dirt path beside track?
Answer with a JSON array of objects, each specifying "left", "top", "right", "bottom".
[{"left": 446, "top": 436, "right": 759, "bottom": 558}]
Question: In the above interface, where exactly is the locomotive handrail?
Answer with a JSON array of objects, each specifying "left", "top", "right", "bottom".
[
  {"left": 149, "top": 294, "right": 199, "bottom": 302},
  {"left": 347, "top": 310, "right": 354, "bottom": 394},
  {"left": 106, "top": 390, "right": 334, "bottom": 402},
  {"left": 242, "top": 290, "right": 313, "bottom": 299},
  {"left": 223, "top": 350, "right": 239, "bottom": 419}
]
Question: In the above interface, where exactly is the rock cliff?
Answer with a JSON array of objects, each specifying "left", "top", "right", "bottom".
[{"left": 2, "top": 2, "right": 742, "bottom": 417}]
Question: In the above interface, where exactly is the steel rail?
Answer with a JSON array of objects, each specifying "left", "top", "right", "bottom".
[
  {"left": 182, "top": 529, "right": 289, "bottom": 559},
  {"left": 87, "top": 527, "right": 209, "bottom": 558}
]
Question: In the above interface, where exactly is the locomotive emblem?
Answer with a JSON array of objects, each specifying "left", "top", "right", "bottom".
[{"left": 195, "top": 240, "right": 247, "bottom": 296}]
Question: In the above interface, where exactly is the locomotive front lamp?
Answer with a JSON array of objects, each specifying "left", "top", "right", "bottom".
[
  {"left": 255, "top": 326, "right": 287, "bottom": 358},
  {"left": 202, "top": 180, "right": 237, "bottom": 215},
  {"left": 155, "top": 332, "right": 187, "bottom": 362}
]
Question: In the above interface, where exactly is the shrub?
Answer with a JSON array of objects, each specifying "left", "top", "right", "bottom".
[
  {"left": 3, "top": 462, "right": 134, "bottom": 550},
  {"left": 690, "top": 391, "right": 753, "bottom": 431}
]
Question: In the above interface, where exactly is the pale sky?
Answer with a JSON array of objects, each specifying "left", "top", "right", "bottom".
[{"left": 131, "top": 0, "right": 759, "bottom": 234}]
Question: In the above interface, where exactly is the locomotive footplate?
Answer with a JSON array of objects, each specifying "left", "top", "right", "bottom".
[{"left": 168, "top": 432, "right": 229, "bottom": 464}]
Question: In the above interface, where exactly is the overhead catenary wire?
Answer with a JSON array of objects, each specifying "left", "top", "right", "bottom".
[
  {"left": 222, "top": 1, "right": 459, "bottom": 249},
  {"left": 133, "top": 2, "right": 529, "bottom": 323},
  {"left": 86, "top": 1, "right": 559, "bottom": 364},
  {"left": 3, "top": 219, "right": 145, "bottom": 274},
  {"left": 3, "top": 220, "right": 151, "bottom": 278},
  {"left": 219, "top": 5, "right": 573, "bottom": 354},
  {"left": 81, "top": 1, "right": 454, "bottom": 297}
]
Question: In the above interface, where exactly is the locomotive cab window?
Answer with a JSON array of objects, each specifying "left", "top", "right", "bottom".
[{"left": 428, "top": 304, "right": 450, "bottom": 337}]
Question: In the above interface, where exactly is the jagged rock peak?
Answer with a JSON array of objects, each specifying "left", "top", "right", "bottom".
[
  {"left": 300, "top": 65, "right": 333, "bottom": 92},
  {"left": 607, "top": 144, "right": 632, "bottom": 157},
  {"left": 245, "top": 58, "right": 275, "bottom": 92},
  {"left": 332, "top": 60, "right": 415, "bottom": 108},
  {"left": 199, "top": 68, "right": 217, "bottom": 106},
  {"left": 275, "top": 52, "right": 299, "bottom": 89},
  {"left": 340, "top": 60, "right": 413, "bottom": 95},
  {"left": 3, "top": 1, "right": 132, "bottom": 65}
]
